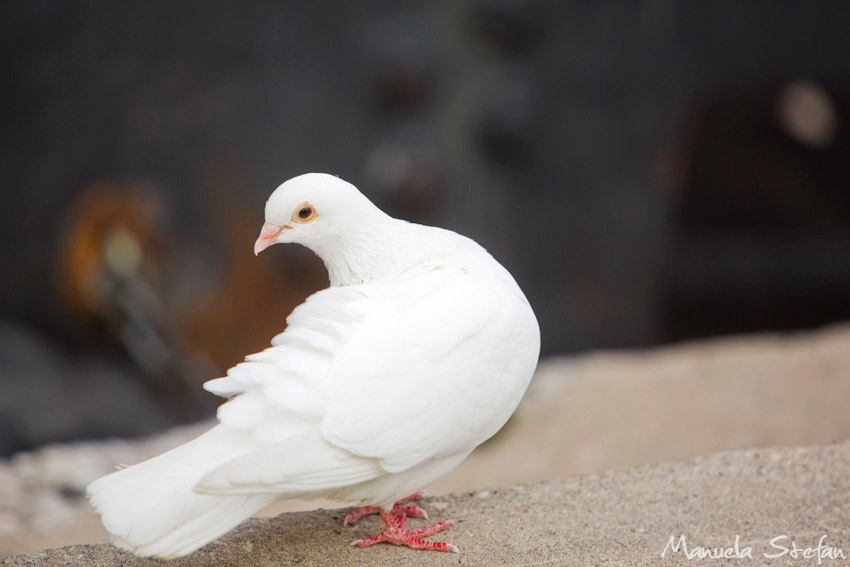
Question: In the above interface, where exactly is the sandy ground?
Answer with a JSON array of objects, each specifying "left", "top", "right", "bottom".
[{"left": 6, "top": 441, "right": 850, "bottom": 566}]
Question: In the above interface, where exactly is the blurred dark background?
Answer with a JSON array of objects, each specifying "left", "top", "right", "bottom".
[{"left": 1, "top": 0, "right": 849, "bottom": 456}]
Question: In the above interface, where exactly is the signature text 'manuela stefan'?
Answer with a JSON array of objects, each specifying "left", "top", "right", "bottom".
[{"left": 661, "top": 534, "right": 845, "bottom": 563}]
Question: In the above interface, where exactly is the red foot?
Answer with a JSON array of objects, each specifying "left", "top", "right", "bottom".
[
  {"left": 345, "top": 493, "right": 457, "bottom": 553},
  {"left": 349, "top": 507, "right": 458, "bottom": 553},
  {"left": 344, "top": 491, "right": 430, "bottom": 526}
]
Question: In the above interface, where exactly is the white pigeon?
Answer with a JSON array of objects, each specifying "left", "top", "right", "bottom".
[{"left": 86, "top": 172, "right": 540, "bottom": 558}]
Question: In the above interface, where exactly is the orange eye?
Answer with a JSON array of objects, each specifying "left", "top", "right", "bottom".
[{"left": 291, "top": 202, "right": 317, "bottom": 223}]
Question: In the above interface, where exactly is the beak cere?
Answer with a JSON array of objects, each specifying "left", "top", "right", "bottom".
[{"left": 254, "top": 223, "right": 285, "bottom": 255}]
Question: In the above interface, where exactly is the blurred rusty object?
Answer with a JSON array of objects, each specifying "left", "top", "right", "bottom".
[{"left": 59, "top": 182, "right": 167, "bottom": 331}]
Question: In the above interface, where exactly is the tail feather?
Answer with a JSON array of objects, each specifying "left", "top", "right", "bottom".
[
  {"left": 110, "top": 492, "right": 278, "bottom": 558},
  {"left": 87, "top": 425, "right": 279, "bottom": 558}
]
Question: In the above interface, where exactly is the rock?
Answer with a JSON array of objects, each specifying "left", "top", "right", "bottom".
[
  {"left": 3, "top": 441, "right": 849, "bottom": 566},
  {"left": 3, "top": 323, "right": 850, "bottom": 558}
]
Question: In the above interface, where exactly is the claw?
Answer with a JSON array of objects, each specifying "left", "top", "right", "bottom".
[
  {"left": 343, "top": 505, "right": 379, "bottom": 526},
  {"left": 402, "top": 505, "right": 428, "bottom": 520}
]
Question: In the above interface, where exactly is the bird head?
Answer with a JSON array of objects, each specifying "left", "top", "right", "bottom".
[{"left": 254, "top": 173, "right": 389, "bottom": 256}]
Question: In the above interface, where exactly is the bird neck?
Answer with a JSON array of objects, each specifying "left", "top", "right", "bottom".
[{"left": 315, "top": 220, "right": 439, "bottom": 287}]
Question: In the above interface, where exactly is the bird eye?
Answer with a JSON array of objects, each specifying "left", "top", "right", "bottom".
[{"left": 291, "top": 202, "right": 317, "bottom": 223}]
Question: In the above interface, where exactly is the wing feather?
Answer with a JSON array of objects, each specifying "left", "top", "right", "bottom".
[
  {"left": 197, "top": 261, "right": 537, "bottom": 495},
  {"left": 196, "top": 431, "right": 383, "bottom": 495},
  {"left": 321, "top": 263, "right": 540, "bottom": 473}
]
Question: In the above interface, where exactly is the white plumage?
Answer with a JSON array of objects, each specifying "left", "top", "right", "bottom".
[{"left": 87, "top": 173, "right": 540, "bottom": 558}]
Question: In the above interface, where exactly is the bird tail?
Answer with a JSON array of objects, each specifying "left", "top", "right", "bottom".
[{"left": 86, "top": 425, "right": 279, "bottom": 559}]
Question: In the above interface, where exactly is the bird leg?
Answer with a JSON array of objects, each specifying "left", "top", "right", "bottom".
[
  {"left": 396, "top": 490, "right": 429, "bottom": 503},
  {"left": 348, "top": 506, "right": 457, "bottom": 553},
  {"left": 343, "top": 491, "right": 429, "bottom": 526}
]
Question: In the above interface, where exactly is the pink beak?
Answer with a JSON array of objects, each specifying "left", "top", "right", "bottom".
[{"left": 254, "top": 223, "right": 285, "bottom": 255}]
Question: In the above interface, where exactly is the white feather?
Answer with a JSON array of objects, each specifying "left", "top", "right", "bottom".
[{"left": 87, "top": 426, "right": 278, "bottom": 558}]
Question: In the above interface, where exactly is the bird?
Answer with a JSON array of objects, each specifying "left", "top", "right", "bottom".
[{"left": 86, "top": 172, "right": 540, "bottom": 558}]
